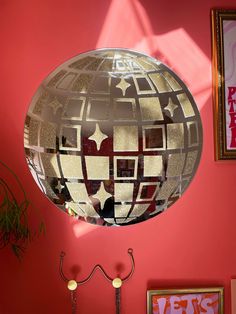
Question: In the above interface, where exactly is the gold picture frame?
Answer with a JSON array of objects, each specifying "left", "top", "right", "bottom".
[
  {"left": 211, "top": 9, "right": 236, "bottom": 160},
  {"left": 147, "top": 287, "right": 224, "bottom": 314}
]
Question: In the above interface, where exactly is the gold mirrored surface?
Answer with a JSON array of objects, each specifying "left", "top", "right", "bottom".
[{"left": 24, "top": 48, "right": 202, "bottom": 226}]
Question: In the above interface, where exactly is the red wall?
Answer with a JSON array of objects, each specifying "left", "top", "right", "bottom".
[{"left": 1, "top": 0, "right": 236, "bottom": 313}]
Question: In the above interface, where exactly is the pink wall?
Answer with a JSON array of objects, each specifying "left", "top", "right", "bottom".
[{"left": 1, "top": 0, "right": 236, "bottom": 313}]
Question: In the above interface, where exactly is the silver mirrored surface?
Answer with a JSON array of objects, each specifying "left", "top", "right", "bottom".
[{"left": 24, "top": 49, "right": 202, "bottom": 226}]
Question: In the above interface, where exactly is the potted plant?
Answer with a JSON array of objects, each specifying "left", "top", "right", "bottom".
[{"left": 0, "top": 160, "right": 44, "bottom": 259}]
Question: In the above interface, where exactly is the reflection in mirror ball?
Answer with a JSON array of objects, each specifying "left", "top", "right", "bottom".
[{"left": 24, "top": 49, "right": 202, "bottom": 226}]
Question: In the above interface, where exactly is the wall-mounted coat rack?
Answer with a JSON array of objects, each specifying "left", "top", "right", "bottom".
[{"left": 59, "top": 248, "right": 135, "bottom": 314}]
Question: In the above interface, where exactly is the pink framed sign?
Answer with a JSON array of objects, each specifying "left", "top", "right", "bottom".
[
  {"left": 147, "top": 288, "right": 224, "bottom": 314},
  {"left": 212, "top": 9, "right": 236, "bottom": 160}
]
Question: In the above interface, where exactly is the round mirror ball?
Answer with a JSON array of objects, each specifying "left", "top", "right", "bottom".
[{"left": 24, "top": 49, "right": 202, "bottom": 226}]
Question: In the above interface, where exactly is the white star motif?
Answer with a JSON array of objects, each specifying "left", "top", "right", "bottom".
[
  {"left": 116, "top": 77, "right": 131, "bottom": 96},
  {"left": 164, "top": 98, "right": 178, "bottom": 117},
  {"left": 88, "top": 123, "right": 108, "bottom": 150},
  {"left": 48, "top": 98, "right": 63, "bottom": 115},
  {"left": 92, "top": 182, "right": 112, "bottom": 209},
  {"left": 55, "top": 180, "right": 62, "bottom": 193}
]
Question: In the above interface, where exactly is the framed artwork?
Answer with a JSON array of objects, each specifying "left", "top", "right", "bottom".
[
  {"left": 211, "top": 9, "right": 236, "bottom": 160},
  {"left": 231, "top": 279, "right": 236, "bottom": 314},
  {"left": 147, "top": 287, "right": 224, "bottom": 314}
]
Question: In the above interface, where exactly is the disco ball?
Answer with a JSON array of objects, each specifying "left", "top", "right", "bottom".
[{"left": 24, "top": 48, "right": 202, "bottom": 226}]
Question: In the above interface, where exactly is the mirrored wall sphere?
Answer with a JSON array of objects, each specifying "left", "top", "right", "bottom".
[{"left": 24, "top": 49, "right": 202, "bottom": 226}]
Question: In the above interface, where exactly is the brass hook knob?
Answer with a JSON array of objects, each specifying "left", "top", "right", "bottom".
[
  {"left": 112, "top": 278, "right": 122, "bottom": 288},
  {"left": 67, "top": 280, "right": 77, "bottom": 291}
]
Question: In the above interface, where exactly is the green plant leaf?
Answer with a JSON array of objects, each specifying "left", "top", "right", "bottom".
[
  {"left": 11, "top": 244, "right": 25, "bottom": 260},
  {"left": 0, "top": 161, "right": 45, "bottom": 259}
]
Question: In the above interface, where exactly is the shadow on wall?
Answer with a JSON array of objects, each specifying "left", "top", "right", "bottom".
[{"left": 95, "top": 0, "right": 211, "bottom": 110}]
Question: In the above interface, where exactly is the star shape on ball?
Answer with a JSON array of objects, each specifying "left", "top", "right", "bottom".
[
  {"left": 48, "top": 98, "right": 63, "bottom": 115},
  {"left": 88, "top": 123, "right": 108, "bottom": 150},
  {"left": 164, "top": 98, "right": 178, "bottom": 117},
  {"left": 55, "top": 180, "right": 62, "bottom": 193},
  {"left": 116, "top": 77, "right": 131, "bottom": 96},
  {"left": 92, "top": 182, "right": 112, "bottom": 209}
]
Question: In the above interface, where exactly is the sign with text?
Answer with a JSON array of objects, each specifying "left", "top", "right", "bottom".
[
  {"left": 147, "top": 288, "right": 223, "bottom": 314},
  {"left": 212, "top": 9, "right": 236, "bottom": 159}
]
